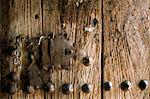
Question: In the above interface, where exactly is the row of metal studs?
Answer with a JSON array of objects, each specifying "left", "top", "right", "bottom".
[
  {"left": 6, "top": 82, "right": 92, "bottom": 94},
  {"left": 23, "top": 83, "right": 92, "bottom": 95},
  {"left": 104, "top": 80, "right": 148, "bottom": 91},
  {"left": 7, "top": 72, "right": 148, "bottom": 94}
]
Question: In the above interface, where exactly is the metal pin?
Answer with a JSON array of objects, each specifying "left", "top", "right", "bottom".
[
  {"left": 7, "top": 83, "right": 18, "bottom": 94},
  {"left": 138, "top": 80, "right": 148, "bottom": 90},
  {"left": 9, "top": 72, "right": 19, "bottom": 82},
  {"left": 44, "top": 82, "right": 55, "bottom": 93},
  {"left": 104, "top": 82, "right": 112, "bottom": 91},
  {"left": 82, "top": 56, "right": 92, "bottom": 66},
  {"left": 64, "top": 48, "right": 73, "bottom": 55},
  {"left": 121, "top": 80, "right": 131, "bottom": 91},
  {"left": 24, "top": 85, "right": 34, "bottom": 94},
  {"left": 62, "top": 83, "right": 73, "bottom": 95},
  {"left": 91, "top": 18, "right": 98, "bottom": 27},
  {"left": 82, "top": 84, "right": 92, "bottom": 93}
]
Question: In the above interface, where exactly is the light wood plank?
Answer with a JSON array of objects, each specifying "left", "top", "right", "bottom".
[
  {"left": 42, "top": 0, "right": 101, "bottom": 99},
  {"left": 103, "top": 0, "right": 150, "bottom": 98}
]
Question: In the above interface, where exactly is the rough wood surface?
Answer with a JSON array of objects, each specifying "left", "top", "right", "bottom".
[
  {"left": 0, "top": 0, "right": 101, "bottom": 99},
  {"left": 103, "top": 0, "right": 150, "bottom": 98},
  {"left": 1, "top": 0, "right": 149, "bottom": 99}
]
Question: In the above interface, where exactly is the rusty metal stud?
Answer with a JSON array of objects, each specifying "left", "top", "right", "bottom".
[
  {"left": 7, "top": 83, "right": 18, "bottom": 94},
  {"left": 92, "top": 18, "right": 98, "bottom": 27},
  {"left": 62, "top": 83, "right": 73, "bottom": 95},
  {"left": 138, "top": 80, "right": 148, "bottom": 90},
  {"left": 35, "top": 14, "right": 39, "bottom": 19},
  {"left": 104, "top": 82, "right": 112, "bottom": 91},
  {"left": 64, "top": 48, "right": 73, "bottom": 55},
  {"left": 8, "top": 72, "right": 19, "bottom": 82},
  {"left": 82, "top": 57, "right": 90, "bottom": 66},
  {"left": 82, "top": 84, "right": 92, "bottom": 93},
  {"left": 121, "top": 80, "right": 131, "bottom": 91},
  {"left": 44, "top": 82, "right": 55, "bottom": 93},
  {"left": 24, "top": 85, "right": 34, "bottom": 94}
]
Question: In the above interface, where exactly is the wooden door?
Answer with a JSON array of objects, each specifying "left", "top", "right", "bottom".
[
  {"left": 0, "top": 0, "right": 101, "bottom": 99},
  {"left": 0, "top": 0, "right": 150, "bottom": 99}
]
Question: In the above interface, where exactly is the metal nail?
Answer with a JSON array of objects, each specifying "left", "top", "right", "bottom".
[
  {"left": 92, "top": 18, "right": 98, "bottom": 27},
  {"left": 138, "top": 80, "right": 148, "bottom": 90},
  {"left": 121, "top": 80, "right": 131, "bottom": 91},
  {"left": 82, "top": 57, "right": 90, "bottom": 66},
  {"left": 9, "top": 72, "right": 19, "bottom": 82},
  {"left": 104, "top": 82, "right": 112, "bottom": 91},
  {"left": 44, "top": 82, "right": 55, "bottom": 93},
  {"left": 82, "top": 84, "right": 92, "bottom": 93},
  {"left": 62, "top": 83, "right": 73, "bottom": 95},
  {"left": 24, "top": 85, "right": 34, "bottom": 94},
  {"left": 7, "top": 83, "right": 18, "bottom": 94},
  {"left": 64, "top": 48, "right": 73, "bottom": 55}
]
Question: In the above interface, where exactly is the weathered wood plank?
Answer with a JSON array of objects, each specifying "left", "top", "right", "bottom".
[
  {"left": 103, "top": 0, "right": 150, "bottom": 98},
  {"left": 1, "top": 0, "right": 17, "bottom": 99},
  {"left": 0, "top": 0, "right": 101, "bottom": 99},
  {"left": 42, "top": 0, "right": 102, "bottom": 99},
  {"left": 0, "top": 0, "right": 43, "bottom": 99}
]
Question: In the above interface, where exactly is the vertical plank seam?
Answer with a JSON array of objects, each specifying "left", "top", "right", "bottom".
[
  {"left": 101, "top": 0, "right": 104, "bottom": 98},
  {"left": 0, "top": 0, "right": 1, "bottom": 92}
]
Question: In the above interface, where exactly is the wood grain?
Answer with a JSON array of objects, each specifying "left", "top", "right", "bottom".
[
  {"left": 42, "top": 0, "right": 101, "bottom": 99},
  {"left": 0, "top": 0, "right": 101, "bottom": 99},
  {"left": 103, "top": 0, "right": 150, "bottom": 98}
]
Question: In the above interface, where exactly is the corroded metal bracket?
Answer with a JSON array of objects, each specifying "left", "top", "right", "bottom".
[{"left": 1, "top": 32, "right": 92, "bottom": 94}]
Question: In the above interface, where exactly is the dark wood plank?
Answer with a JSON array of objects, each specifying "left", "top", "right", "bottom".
[{"left": 0, "top": 0, "right": 43, "bottom": 99}]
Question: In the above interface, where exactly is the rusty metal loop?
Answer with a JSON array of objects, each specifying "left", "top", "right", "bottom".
[{"left": 14, "top": 58, "right": 21, "bottom": 65}]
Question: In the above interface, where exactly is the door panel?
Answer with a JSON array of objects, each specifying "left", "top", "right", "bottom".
[
  {"left": 103, "top": 0, "right": 150, "bottom": 98},
  {"left": 1, "top": 0, "right": 149, "bottom": 99},
  {"left": 0, "top": 0, "right": 101, "bottom": 99}
]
